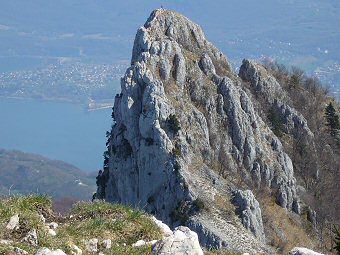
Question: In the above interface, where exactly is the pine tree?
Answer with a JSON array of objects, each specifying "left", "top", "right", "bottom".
[
  {"left": 325, "top": 102, "right": 340, "bottom": 137},
  {"left": 333, "top": 226, "right": 340, "bottom": 255}
]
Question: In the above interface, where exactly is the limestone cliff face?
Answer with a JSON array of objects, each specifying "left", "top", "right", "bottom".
[{"left": 97, "top": 9, "right": 302, "bottom": 253}]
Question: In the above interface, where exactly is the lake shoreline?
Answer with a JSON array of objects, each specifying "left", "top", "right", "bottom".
[{"left": 0, "top": 98, "right": 112, "bottom": 172}]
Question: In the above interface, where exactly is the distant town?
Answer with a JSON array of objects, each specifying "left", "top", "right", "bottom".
[
  {"left": 0, "top": 62, "right": 128, "bottom": 104},
  {"left": 0, "top": 58, "right": 339, "bottom": 104}
]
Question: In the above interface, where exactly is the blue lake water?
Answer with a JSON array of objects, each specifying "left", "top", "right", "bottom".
[{"left": 0, "top": 98, "right": 113, "bottom": 172}]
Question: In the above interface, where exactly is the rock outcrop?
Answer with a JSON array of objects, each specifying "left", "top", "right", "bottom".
[
  {"left": 289, "top": 247, "right": 325, "bottom": 255},
  {"left": 231, "top": 190, "right": 265, "bottom": 242},
  {"left": 239, "top": 59, "right": 318, "bottom": 180},
  {"left": 98, "top": 8, "right": 302, "bottom": 253},
  {"left": 6, "top": 214, "right": 19, "bottom": 230}
]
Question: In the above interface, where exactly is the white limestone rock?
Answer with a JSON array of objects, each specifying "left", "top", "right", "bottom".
[
  {"left": 48, "top": 222, "right": 58, "bottom": 230},
  {"left": 6, "top": 214, "right": 19, "bottom": 230},
  {"left": 45, "top": 222, "right": 58, "bottom": 236},
  {"left": 48, "top": 228, "right": 57, "bottom": 236},
  {"left": 35, "top": 248, "right": 52, "bottom": 255},
  {"left": 132, "top": 240, "right": 146, "bottom": 247},
  {"left": 239, "top": 58, "right": 318, "bottom": 184},
  {"left": 132, "top": 239, "right": 159, "bottom": 248},
  {"left": 38, "top": 214, "right": 46, "bottom": 223},
  {"left": 85, "top": 238, "right": 98, "bottom": 253},
  {"left": 101, "top": 239, "right": 112, "bottom": 249},
  {"left": 48, "top": 250, "right": 67, "bottom": 255},
  {"left": 289, "top": 247, "right": 325, "bottom": 255},
  {"left": 151, "top": 216, "right": 172, "bottom": 236},
  {"left": 34, "top": 248, "right": 67, "bottom": 255},
  {"left": 152, "top": 226, "right": 203, "bottom": 255},
  {"left": 21, "top": 229, "right": 38, "bottom": 246}
]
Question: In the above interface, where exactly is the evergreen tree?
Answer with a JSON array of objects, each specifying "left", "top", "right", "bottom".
[
  {"left": 268, "top": 107, "right": 284, "bottom": 137},
  {"left": 333, "top": 226, "right": 340, "bottom": 255},
  {"left": 325, "top": 102, "right": 340, "bottom": 136}
]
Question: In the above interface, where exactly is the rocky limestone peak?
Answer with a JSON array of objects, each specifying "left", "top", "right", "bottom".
[
  {"left": 131, "top": 8, "right": 232, "bottom": 77},
  {"left": 97, "top": 9, "right": 302, "bottom": 253}
]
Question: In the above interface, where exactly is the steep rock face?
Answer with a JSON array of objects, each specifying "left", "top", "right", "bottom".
[
  {"left": 98, "top": 9, "right": 300, "bottom": 253},
  {"left": 239, "top": 60, "right": 317, "bottom": 178},
  {"left": 239, "top": 59, "right": 314, "bottom": 142}
]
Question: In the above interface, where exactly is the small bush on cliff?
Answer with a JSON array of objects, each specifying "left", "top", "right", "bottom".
[
  {"left": 172, "top": 147, "right": 181, "bottom": 157},
  {"left": 170, "top": 200, "right": 190, "bottom": 225},
  {"left": 167, "top": 114, "right": 181, "bottom": 134},
  {"left": 267, "top": 107, "right": 284, "bottom": 137},
  {"left": 193, "top": 198, "right": 205, "bottom": 212}
]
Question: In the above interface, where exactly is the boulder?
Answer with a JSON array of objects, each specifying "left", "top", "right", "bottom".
[
  {"left": 48, "top": 222, "right": 58, "bottom": 230},
  {"left": 152, "top": 226, "right": 203, "bottom": 255},
  {"left": 21, "top": 229, "right": 38, "bottom": 246},
  {"left": 132, "top": 240, "right": 146, "bottom": 247},
  {"left": 289, "top": 247, "right": 325, "bottom": 255},
  {"left": 34, "top": 248, "right": 67, "bottom": 255},
  {"left": 101, "top": 239, "right": 112, "bottom": 249},
  {"left": 85, "top": 238, "right": 98, "bottom": 253},
  {"left": 6, "top": 214, "right": 20, "bottom": 230}
]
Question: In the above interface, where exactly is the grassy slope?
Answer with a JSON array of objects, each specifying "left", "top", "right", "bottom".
[
  {"left": 0, "top": 149, "right": 96, "bottom": 200},
  {"left": 0, "top": 195, "right": 161, "bottom": 255}
]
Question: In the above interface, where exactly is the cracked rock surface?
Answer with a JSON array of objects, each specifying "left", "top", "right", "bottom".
[{"left": 231, "top": 189, "right": 265, "bottom": 242}]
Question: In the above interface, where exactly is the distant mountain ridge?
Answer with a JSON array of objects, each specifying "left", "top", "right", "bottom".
[
  {"left": 0, "top": 148, "right": 96, "bottom": 199},
  {"left": 0, "top": 0, "right": 339, "bottom": 96}
]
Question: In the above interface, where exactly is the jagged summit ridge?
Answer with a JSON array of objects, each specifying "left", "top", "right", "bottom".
[
  {"left": 97, "top": 9, "right": 302, "bottom": 253},
  {"left": 131, "top": 9, "right": 231, "bottom": 74}
]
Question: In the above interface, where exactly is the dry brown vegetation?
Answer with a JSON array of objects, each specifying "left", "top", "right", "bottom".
[
  {"left": 262, "top": 61, "right": 340, "bottom": 253},
  {"left": 256, "top": 188, "right": 318, "bottom": 254}
]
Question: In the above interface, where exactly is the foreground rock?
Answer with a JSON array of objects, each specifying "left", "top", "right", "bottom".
[
  {"left": 70, "top": 244, "right": 82, "bottom": 255},
  {"left": 152, "top": 226, "right": 203, "bottom": 255},
  {"left": 289, "top": 247, "right": 325, "bottom": 255},
  {"left": 84, "top": 238, "right": 98, "bottom": 253},
  {"left": 21, "top": 229, "right": 38, "bottom": 246},
  {"left": 6, "top": 214, "right": 20, "bottom": 230},
  {"left": 34, "top": 248, "right": 67, "bottom": 255}
]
